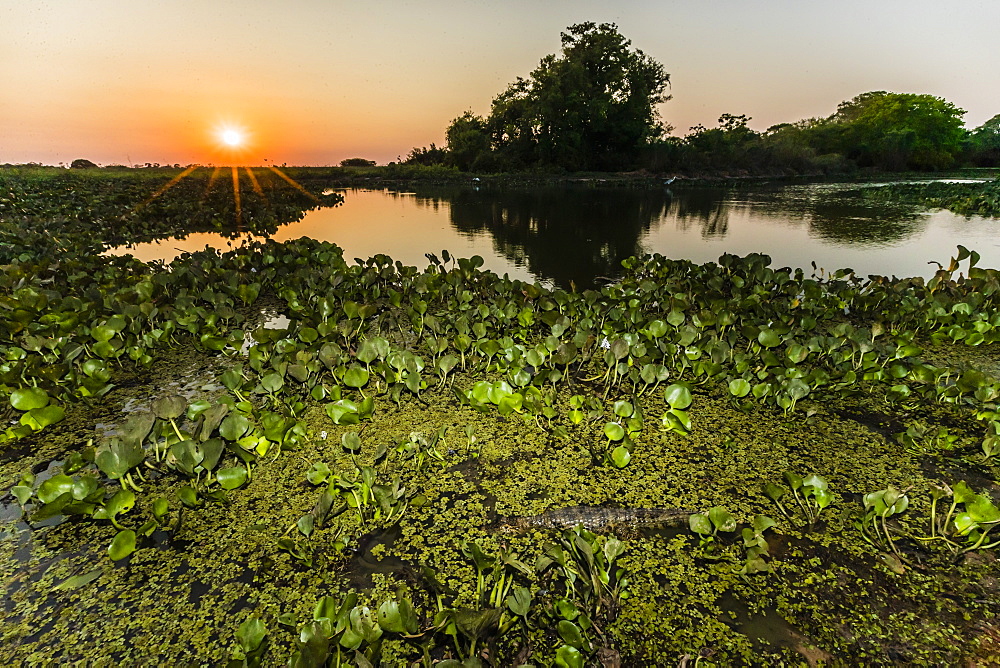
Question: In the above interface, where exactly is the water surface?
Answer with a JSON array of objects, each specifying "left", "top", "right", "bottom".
[{"left": 110, "top": 182, "right": 1000, "bottom": 288}]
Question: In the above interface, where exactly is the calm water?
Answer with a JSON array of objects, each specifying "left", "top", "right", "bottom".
[{"left": 110, "top": 182, "right": 1000, "bottom": 288}]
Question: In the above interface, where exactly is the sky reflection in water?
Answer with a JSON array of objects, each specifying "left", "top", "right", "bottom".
[{"left": 110, "top": 183, "right": 1000, "bottom": 289}]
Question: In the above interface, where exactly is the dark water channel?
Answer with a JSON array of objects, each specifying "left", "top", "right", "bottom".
[{"left": 110, "top": 180, "right": 1000, "bottom": 289}]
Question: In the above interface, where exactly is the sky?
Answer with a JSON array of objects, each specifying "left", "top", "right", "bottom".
[{"left": 2, "top": 0, "right": 999, "bottom": 167}]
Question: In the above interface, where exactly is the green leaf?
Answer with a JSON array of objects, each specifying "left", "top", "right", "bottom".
[
  {"left": 556, "top": 620, "right": 585, "bottom": 649},
  {"left": 108, "top": 530, "right": 136, "bottom": 561},
  {"left": 306, "top": 462, "right": 332, "bottom": 485},
  {"left": 688, "top": 512, "right": 712, "bottom": 535},
  {"left": 763, "top": 482, "right": 786, "bottom": 502},
  {"left": 21, "top": 405, "right": 65, "bottom": 430},
  {"left": 497, "top": 393, "right": 523, "bottom": 415},
  {"left": 152, "top": 497, "right": 169, "bottom": 521},
  {"left": 198, "top": 404, "right": 229, "bottom": 441},
  {"left": 753, "top": 514, "right": 777, "bottom": 533},
  {"left": 786, "top": 378, "right": 810, "bottom": 401},
  {"left": 297, "top": 514, "right": 315, "bottom": 537},
  {"left": 663, "top": 383, "right": 693, "bottom": 410},
  {"left": 152, "top": 395, "right": 186, "bottom": 420},
  {"left": 953, "top": 481, "right": 977, "bottom": 505},
  {"left": 95, "top": 439, "right": 145, "bottom": 479},
  {"left": 53, "top": 568, "right": 102, "bottom": 591},
  {"left": 260, "top": 372, "right": 284, "bottom": 393},
  {"left": 219, "top": 413, "right": 251, "bottom": 441},
  {"left": 235, "top": 616, "right": 268, "bottom": 654},
  {"left": 341, "top": 431, "right": 362, "bottom": 452},
  {"left": 661, "top": 408, "right": 691, "bottom": 435},
  {"left": 326, "top": 400, "right": 360, "bottom": 425},
  {"left": 802, "top": 473, "right": 828, "bottom": 492},
  {"left": 32, "top": 492, "right": 72, "bottom": 521},
  {"left": 200, "top": 438, "right": 225, "bottom": 471},
  {"left": 709, "top": 506, "right": 737, "bottom": 532},
  {"left": 358, "top": 395, "right": 375, "bottom": 420},
  {"left": 94, "top": 488, "right": 136, "bottom": 525},
  {"left": 610, "top": 445, "right": 631, "bottom": 468},
  {"left": 122, "top": 412, "right": 156, "bottom": 446},
  {"left": 10, "top": 386, "right": 49, "bottom": 410},
  {"left": 343, "top": 365, "right": 370, "bottom": 389},
  {"left": 758, "top": 329, "right": 782, "bottom": 348},
  {"left": 37, "top": 474, "right": 75, "bottom": 504},
  {"left": 178, "top": 486, "right": 200, "bottom": 508},
  {"left": 505, "top": 586, "right": 532, "bottom": 617},
  {"left": 217, "top": 466, "right": 248, "bottom": 490},
  {"left": 966, "top": 494, "right": 1000, "bottom": 524},
  {"left": 453, "top": 608, "right": 501, "bottom": 641},
  {"left": 603, "top": 537, "right": 625, "bottom": 563},
  {"left": 555, "top": 644, "right": 584, "bottom": 668},
  {"left": 11, "top": 485, "right": 33, "bottom": 507},
  {"left": 167, "top": 440, "right": 204, "bottom": 476},
  {"left": 783, "top": 471, "right": 803, "bottom": 491},
  {"left": 377, "top": 598, "right": 419, "bottom": 634},
  {"left": 603, "top": 422, "right": 625, "bottom": 442},
  {"left": 613, "top": 400, "right": 634, "bottom": 418},
  {"left": 728, "top": 378, "right": 751, "bottom": 398}
]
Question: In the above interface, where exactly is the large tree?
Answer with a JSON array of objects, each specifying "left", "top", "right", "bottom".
[
  {"left": 444, "top": 111, "right": 491, "bottom": 171},
  {"left": 480, "top": 22, "right": 671, "bottom": 171},
  {"left": 818, "top": 92, "right": 967, "bottom": 170},
  {"left": 968, "top": 113, "right": 1000, "bottom": 166}
]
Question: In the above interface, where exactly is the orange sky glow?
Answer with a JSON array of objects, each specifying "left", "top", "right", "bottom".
[{"left": 2, "top": 0, "right": 998, "bottom": 167}]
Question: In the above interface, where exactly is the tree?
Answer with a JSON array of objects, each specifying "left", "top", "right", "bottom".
[
  {"left": 70, "top": 158, "right": 98, "bottom": 169},
  {"left": 340, "top": 157, "right": 376, "bottom": 167},
  {"left": 821, "top": 92, "right": 967, "bottom": 170},
  {"left": 402, "top": 144, "right": 448, "bottom": 166},
  {"left": 484, "top": 22, "right": 671, "bottom": 171},
  {"left": 444, "top": 111, "right": 490, "bottom": 170},
  {"left": 684, "top": 114, "right": 759, "bottom": 170},
  {"left": 968, "top": 114, "right": 1000, "bottom": 166}
]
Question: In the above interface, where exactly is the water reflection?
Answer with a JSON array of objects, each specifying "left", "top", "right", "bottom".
[
  {"left": 408, "top": 186, "right": 671, "bottom": 286},
  {"left": 110, "top": 168, "right": 341, "bottom": 248},
  {"left": 739, "top": 185, "right": 929, "bottom": 246},
  {"left": 109, "top": 183, "right": 999, "bottom": 289},
  {"left": 670, "top": 188, "right": 733, "bottom": 238}
]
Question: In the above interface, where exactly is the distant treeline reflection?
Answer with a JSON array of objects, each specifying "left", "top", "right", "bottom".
[{"left": 401, "top": 185, "right": 927, "bottom": 288}]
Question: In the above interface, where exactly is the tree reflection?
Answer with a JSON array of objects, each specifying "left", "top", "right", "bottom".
[
  {"left": 412, "top": 185, "right": 671, "bottom": 288},
  {"left": 669, "top": 188, "right": 733, "bottom": 238},
  {"left": 806, "top": 200, "right": 926, "bottom": 245},
  {"left": 395, "top": 183, "right": 932, "bottom": 287}
]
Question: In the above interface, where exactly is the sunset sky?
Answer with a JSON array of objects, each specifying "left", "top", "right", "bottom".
[{"left": 2, "top": 0, "right": 998, "bottom": 167}]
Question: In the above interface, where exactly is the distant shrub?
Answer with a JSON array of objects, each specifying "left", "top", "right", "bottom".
[
  {"left": 340, "top": 158, "right": 377, "bottom": 167},
  {"left": 70, "top": 158, "right": 99, "bottom": 169}
]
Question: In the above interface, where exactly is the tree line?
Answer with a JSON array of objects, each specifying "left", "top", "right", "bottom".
[{"left": 401, "top": 23, "right": 999, "bottom": 174}]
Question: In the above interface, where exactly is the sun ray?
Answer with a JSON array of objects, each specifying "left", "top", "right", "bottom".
[
  {"left": 231, "top": 166, "right": 242, "bottom": 224},
  {"left": 203, "top": 166, "right": 223, "bottom": 201},
  {"left": 267, "top": 166, "right": 321, "bottom": 204},
  {"left": 136, "top": 165, "right": 199, "bottom": 210},
  {"left": 244, "top": 166, "right": 265, "bottom": 200}
]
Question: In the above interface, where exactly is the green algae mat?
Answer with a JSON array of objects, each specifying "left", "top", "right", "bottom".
[{"left": 2, "top": 170, "right": 1000, "bottom": 666}]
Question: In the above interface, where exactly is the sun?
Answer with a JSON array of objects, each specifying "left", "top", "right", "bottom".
[{"left": 219, "top": 126, "right": 246, "bottom": 148}]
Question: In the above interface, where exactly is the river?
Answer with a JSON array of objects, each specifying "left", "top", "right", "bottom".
[{"left": 109, "top": 180, "right": 1000, "bottom": 288}]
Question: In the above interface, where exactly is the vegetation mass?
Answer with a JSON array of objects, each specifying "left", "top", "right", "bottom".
[
  {"left": 394, "top": 24, "right": 1000, "bottom": 178},
  {"left": 1, "top": 169, "right": 1000, "bottom": 665}
]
